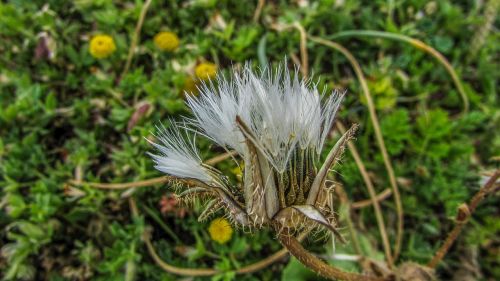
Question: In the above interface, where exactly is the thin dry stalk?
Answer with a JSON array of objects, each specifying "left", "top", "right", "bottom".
[
  {"left": 144, "top": 226, "right": 312, "bottom": 276},
  {"left": 119, "top": 0, "right": 153, "bottom": 82},
  {"left": 311, "top": 35, "right": 403, "bottom": 264},
  {"left": 129, "top": 196, "right": 312, "bottom": 276},
  {"left": 277, "top": 232, "right": 386, "bottom": 281},
  {"left": 428, "top": 170, "right": 500, "bottom": 268},
  {"left": 292, "top": 22, "right": 309, "bottom": 79},
  {"left": 68, "top": 151, "right": 237, "bottom": 189},
  {"left": 336, "top": 185, "right": 363, "bottom": 256},
  {"left": 270, "top": 23, "right": 308, "bottom": 78},
  {"left": 337, "top": 121, "right": 394, "bottom": 268},
  {"left": 352, "top": 188, "right": 392, "bottom": 209},
  {"left": 328, "top": 30, "right": 469, "bottom": 114},
  {"left": 253, "top": 0, "right": 266, "bottom": 22}
]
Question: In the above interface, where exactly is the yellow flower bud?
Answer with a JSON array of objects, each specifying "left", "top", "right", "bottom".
[
  {"left": 89, "top": 35, "right": 116, "bottom": 59},
  {"left": 182, "top": 76, "right": 199, "bottom": 97},
  {"left": 208, "top": 218, "right": 233, "bottom": 244},
  {"left": 195, "top": 62, "right": 217, "bottom": 81},
  {"left": 154, "top": 31, "right": 180, "bottom": 52}
]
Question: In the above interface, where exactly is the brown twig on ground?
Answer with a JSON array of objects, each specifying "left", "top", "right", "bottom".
[
  {"left": 352, "top": 188, "right": 392, "bottom": 209},
  {"left": 328, "top": 30, "right": 469, "bottom": 115},
  {"left": 337, "top": 121, "right": 393, "bottom": 268},
  {"left": 312, "top": 35, "right": 403, "bottom": 264},
  {"left": 129, "top": 196, "right": 312, "bottom": 276},
  {"left": 119, "top": 0, "right": 153, "bottom": 82},
  {"left": 336, "top": 185, "right": 363, "bottom": 256},
  {"left": 253, "top": 0, "right": 266, "bottom": 22},
  {"left": 277, "top": 232, "right": 386, "bottom": 281},
  {"left": 144, "top": 226, "right": 311, "bottom": 276},
  {"left": 270, "top": 23, "right": 309, "bottom": 78},
  {"left": 428, "top": 170, "right": 500, "bottom": 268},
  {"left": 292, "top": 22, "right": 309, "bottom": 79},
  {"left": 68, "top": 151, "right": 237, "bottom": 189}
]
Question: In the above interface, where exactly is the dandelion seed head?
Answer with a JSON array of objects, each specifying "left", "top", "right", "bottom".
[
  {"left": 186, "top": 62, "right": 344, "bottom": 172},
  {"left": 147, "top": 122, "right": 215, "bottom": 184}
]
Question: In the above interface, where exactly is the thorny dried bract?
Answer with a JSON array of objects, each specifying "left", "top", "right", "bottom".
[{"left": 148, "top": 63, "right": 357, "bottom": 242}]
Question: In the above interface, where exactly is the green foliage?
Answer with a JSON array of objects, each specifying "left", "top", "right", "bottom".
[{"left": 1, "top": 0, "right": 498, "bottom": 280}]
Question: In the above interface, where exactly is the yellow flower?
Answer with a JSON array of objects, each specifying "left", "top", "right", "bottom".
[
  {"left": 208, "top": 218, "right": 233, "bottom": 244},
  {"left": 154, "top": 31, "right": 180, "bottom": 52},
  {"left": 195, "top": 62, "right": 217, "bottom": 81},
  {"left": 182, "top": 75, "right": 199, "bottom": 97},
  {"left": 89, "top": 35, "right": 116, "bottom": 59}
]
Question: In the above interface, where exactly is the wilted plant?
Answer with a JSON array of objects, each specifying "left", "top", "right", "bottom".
[{"left": 147, "top": 63, "right": 370, "bottom": 280}]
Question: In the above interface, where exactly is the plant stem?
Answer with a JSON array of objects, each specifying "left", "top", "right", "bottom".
[
  {"left": 119, "top": 0, "right": 153, "bottom": 83},
  {"left": 337, "top": 121, "right": 393, "bottom": 268},
  {"left": 428, "top": 170, "right": 500, "bottom": 268},
  {"left": 328, "top": 30, "right": 469, "bottom": 114},
  {"left": 129, "top": 196, "right": 313, "bottom": 276},
  {"left": 293, "top": 22, "right": 309, "bottom": 79},
  {"left": 142, "top": 204, "right": 181, "bottom": 244},
  {"left": 253, "top": 0, "right": 266, "bottom": 22},
  {"left": 277, "top": 232, "right": 386, "bottom": 281},
  {"left": 68, "top": 151, "right": 237, "bottom": 189},
  {"left": 311, "top": 35, "right": 403, "bottom": 265},
  {"left": 351, "top": 188, "right": 392, "bottom": 209},
  {"left": 336, "top": 185, "right": 363, "bottom": 256}
]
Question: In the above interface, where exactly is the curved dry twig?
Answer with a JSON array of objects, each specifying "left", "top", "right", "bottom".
[
  {"left": 352, "top": 188, "right": 392, "bottom": 209},
  {"left": 68, "top": 151, "right": 237, "bottom": 189},
  {"left": 277, "top": 232, "right": 386, "bottom": 281},
  {"left": 119, "top": 0, "right": 153, "bottom": 82},
  {"left": 428, "top": 170, "right": 500, "bottom": 268},
  {"left": 310, "top": 36, "right": 404, "bottom": 264},
  {"left": 129, "top": 197, "right": 311, "bottom": 276},
  {"left": 337, "top": 121, "right": 393, "bottom": 268},
  {"left": 328, "top": 30, "right": 469, "bottom": 114},
  {"left": 269, "top": 23, "right": 309, "bottom": 78},
  {"left": 309, "top": 35, "right": 402, "bottom": 266},
  {"left": 253, "top": 0, "right": 266, "bottom": 22}
]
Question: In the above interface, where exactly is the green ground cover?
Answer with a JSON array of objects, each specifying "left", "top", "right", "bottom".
[{"left": 0, "top": 1, "right": 498, "bottom": 280}]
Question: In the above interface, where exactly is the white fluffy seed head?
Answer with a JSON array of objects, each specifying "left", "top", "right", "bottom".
[
  {"left": 147, "top": 122, "right": 215, "bottom": 184},
  {"left": 185, "top": 63, "right": 344, "bottom": 172}
]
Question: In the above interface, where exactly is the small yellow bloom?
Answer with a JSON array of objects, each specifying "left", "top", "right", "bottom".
[
  {"left": 231, "top": 162, "right": 244, "bottom": 182},
  {"left": 195, "top": 62, "right": 217, "bottom": 81},
  {"left": 154, "top": 31, "right": 180, "bottom": 52},
  {"left": 208, "top": 218, "right": 233, "bottom": 244},
  {"left": 89, "top": 35, "right": 116, "bottom": 59},
  {"left": 182, "top": 76, "right": 198, "bottom": 97}
]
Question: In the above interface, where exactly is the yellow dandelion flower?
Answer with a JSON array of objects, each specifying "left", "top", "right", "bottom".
[
  {"left": 154, "top": 31, "right": 180, "bottom": 52},
  {"left": 208, "top": 218, "right": 233, "bottom": 244},
  {"left": 231, "top": 162, "right": 244, "bottom": 182},
  {"left": 195, "top": 62, "right": 217, "bottom": 81},
  {"left": 89, "top": 35, "right": 116, "bottom": 59},
  {"left": 182, "top": 75, "right": 199, "bottom": 97}
]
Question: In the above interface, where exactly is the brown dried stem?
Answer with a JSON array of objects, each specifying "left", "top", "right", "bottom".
[
  {"left": 269, "top": 23, "right": 309, "bottom": 78},
  {"left": 336, "top": 185, "right": 363, "bottom": 256},
  {"left": 68, "top": 151, "right": 237, "bottom": 189},
  {"left": 292, "top": 22, "right": 309, "bottom": 79},
  {"left": 337, "top": 121, "right": 394, "bottom": 268},
  {"left": 311, "top": 35, "right": 403, "bottom": 264},
  {"left": 352, "top": 188, "right": 392, "bottom": 209},
  {"left": 328, "top": 30, "right": 470, "bottom": 114},
  {"left": 253, "top": 0, "right": 266, "bottom": 22},
  {"left": 277, "top": 232, "right": 386, "bottom": 281},
  {"left": 428, "top": 170, "right": 500, "bottom": 268},
  {"left": 128, "top": 196, "right": 311, "bottom": 276},
  {"left": 119, "top": 0, "right": 153, "bottom": 82}
]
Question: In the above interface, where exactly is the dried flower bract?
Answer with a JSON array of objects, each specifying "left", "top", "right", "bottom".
[{"left": 148, "top": 63, "right": 357, "bottom": 240}]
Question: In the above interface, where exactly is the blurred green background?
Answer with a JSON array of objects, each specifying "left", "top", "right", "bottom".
[{"left": 0, "top": 0, "right": 498, "bottom": 280}]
